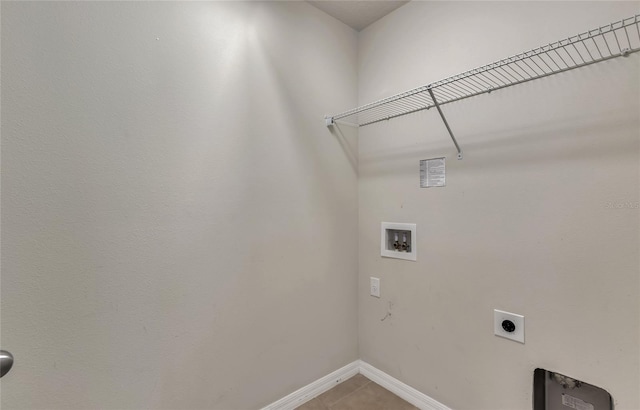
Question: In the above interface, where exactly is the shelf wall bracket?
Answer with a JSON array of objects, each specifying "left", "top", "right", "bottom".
[
  {"left": 427, "top": 87, "right": 463, "bottom": 160},
  {"left": 325, "top": 116, "right": 335, "bottom": 127}
]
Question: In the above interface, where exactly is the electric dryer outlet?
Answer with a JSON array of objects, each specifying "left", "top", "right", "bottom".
[{"left": 494, "top": 309, "right": 525, "bottom": 344}]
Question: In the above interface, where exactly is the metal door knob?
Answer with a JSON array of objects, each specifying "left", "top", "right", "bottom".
[{"left": 0, "top": 350, "right": 14, "bottom": 378}]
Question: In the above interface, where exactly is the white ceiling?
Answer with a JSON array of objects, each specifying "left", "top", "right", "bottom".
[{"left": 307, "top": 1, "right": 409, "bottom": 32}]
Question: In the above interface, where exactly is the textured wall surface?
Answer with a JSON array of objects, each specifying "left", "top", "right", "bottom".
[
  {"left": 1, "top": 2, "right": 358, "bottom": 409},
  {"left": 357, "top": 2, "right": 640, "bottom": 409}
]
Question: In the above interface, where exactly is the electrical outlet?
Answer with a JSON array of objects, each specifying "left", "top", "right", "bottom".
[
  {"left": 494, "top": 309, "right": 525, "bottom": 344},
  {"left": 370, "top": 277, "right": 380, "bottom": 298}
]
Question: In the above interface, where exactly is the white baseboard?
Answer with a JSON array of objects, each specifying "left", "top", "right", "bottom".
[
  {"left": 261, "top": 360, "right": 451, "bottom": 410},
  {"left": 260, "top": 361, "right": 360, "bottom": 410},
  {"left": 358, "top": 361, "right": 451, "bottom": 410}
]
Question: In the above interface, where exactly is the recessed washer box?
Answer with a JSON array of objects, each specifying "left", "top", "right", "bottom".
[{"left": 381, "top": 222, "right": 416, "bottom": 261}]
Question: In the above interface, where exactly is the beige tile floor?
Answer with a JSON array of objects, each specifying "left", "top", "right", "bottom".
[{"left": 295, "top": 374, "right": 419, "bottom": 410}]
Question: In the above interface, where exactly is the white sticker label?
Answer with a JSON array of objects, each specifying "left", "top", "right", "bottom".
[
  {"left": 420, "top": 157, "right": 445, "bottom": 188},
  {"left": 562, "top": 394, "right": 594, "bottom": 410}
]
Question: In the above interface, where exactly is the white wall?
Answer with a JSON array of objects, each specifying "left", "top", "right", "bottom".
[
  {"left": 1, "top": 2, "right": 358, "bottom": 409},
  {"left": 358, "top": 2, "right": 639, "bottom": 410}
]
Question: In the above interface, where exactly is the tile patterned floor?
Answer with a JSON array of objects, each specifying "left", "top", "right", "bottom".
[{"left": 295, "top": 374, "right": 419, "bottom": 410}]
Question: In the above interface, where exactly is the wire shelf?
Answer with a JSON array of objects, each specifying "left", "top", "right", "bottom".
[{"left": 328, "top": 15, "right": 640, "bottom": 129}]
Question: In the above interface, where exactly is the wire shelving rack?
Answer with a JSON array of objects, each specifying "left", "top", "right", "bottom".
[{"left": 325, "top": 15, "right": 640, "bottom": 159}]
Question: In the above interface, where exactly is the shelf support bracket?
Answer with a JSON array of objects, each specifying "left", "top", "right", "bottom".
[
  {"left": 325, "top": 116, "right": 335, "bottom": 127},
  {"left": 427, "top": 87, "right": 463, "bottom": 160}
]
